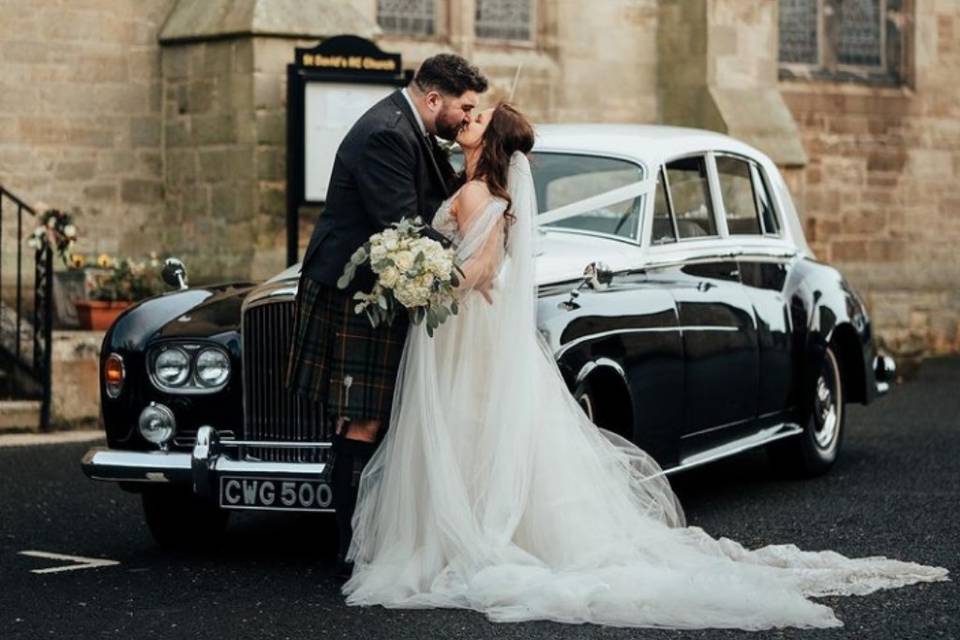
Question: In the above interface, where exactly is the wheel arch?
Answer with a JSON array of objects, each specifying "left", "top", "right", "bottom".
[
  {"left": 573, "top": 358, "right": 635, "bottom": 441},
  {"left": 827, "top": 323, "right": 867, "bottom": 405}
]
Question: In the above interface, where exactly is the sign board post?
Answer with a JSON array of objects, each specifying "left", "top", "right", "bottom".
[{"left": 286, "top": 35, "right": 410, "bottom": 266}]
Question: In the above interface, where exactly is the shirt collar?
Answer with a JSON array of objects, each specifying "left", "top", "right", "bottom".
[{"left": 401, "top": 87, "right": 428, "bottom": 138}]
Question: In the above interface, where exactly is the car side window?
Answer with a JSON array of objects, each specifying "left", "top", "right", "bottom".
[
  {"left": 716, "top": 156, "right": 762, "bottom": 235},
  {"left": 665, "top": 156, "right": 717, "bottom": 239},
  {"left": 651, "top": 168, "right": 676, "bottom": 245},
  {"left": 751, "top": 164, "right": 782, "bottom": 236}
]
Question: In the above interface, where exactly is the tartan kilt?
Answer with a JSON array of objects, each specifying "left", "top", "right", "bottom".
[{"left": 284, "top": 276, "right": 409, "bottom": 427}]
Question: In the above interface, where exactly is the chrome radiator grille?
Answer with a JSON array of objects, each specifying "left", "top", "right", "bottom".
[{"left": 242, "top": 300, "right": 331, "bottom": 462}]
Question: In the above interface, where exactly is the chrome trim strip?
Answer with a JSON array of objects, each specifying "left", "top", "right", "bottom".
[
  {"left": 680, "top": 416, "right": 753, "bottom": 439},
  {"left": 81, "top": 446, "right": 330, "bottom": 483},
  {"left": 664, "top": 422, "right": 803, "bottom": 476},
  {"left": 81, "top": 448, "right": 192, "bottom": 483},
  {"left": 555, "top": 325, "right": 739, "bottom": 358},
  {"left": 218, "top": 439, "right": 332, "bottom": 449},
  {"left": 214, "top": 459, "right": 328, "bottom": 475}
]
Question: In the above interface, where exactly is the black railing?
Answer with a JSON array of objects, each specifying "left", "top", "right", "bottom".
[{"left": 0, "top": 186, "right": 53, "bottom": 431}]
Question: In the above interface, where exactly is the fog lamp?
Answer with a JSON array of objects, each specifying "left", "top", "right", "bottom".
[{"left": 138, "top": 402, "right": 176, "bottom": 446}]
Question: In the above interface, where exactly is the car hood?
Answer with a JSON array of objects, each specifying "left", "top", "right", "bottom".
[{"left": 534, "top": 231, "right": 641, "bottom": 285}]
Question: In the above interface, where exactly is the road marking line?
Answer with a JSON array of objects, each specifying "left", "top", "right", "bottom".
[{"left": 19, "top": 550, "right": 120, "bottom": 574}]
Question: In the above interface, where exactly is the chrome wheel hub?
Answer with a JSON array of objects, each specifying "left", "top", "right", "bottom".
[{"left": 813, "top": 364, "right": 840, "bottom": 450}]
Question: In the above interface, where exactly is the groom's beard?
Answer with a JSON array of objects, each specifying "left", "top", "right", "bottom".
[{"left": 434, "top": 106, "right": 465, "bottom": 141}]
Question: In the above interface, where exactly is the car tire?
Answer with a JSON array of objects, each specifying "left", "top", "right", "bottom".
[
  {"left": 141, "top": 486, "right": 229, "bottom": 550},
  {"left": 768, "top": 345, "right": 846, "bottom": 477}
]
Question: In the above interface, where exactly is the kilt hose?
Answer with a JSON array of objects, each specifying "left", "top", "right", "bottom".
[{"left": 284, "top": 275, "right": 409, "bottom": 429}]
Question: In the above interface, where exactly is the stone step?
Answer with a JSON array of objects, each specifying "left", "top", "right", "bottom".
[{"left": 0, "top": 399, "right": 41, "bottom": 433}]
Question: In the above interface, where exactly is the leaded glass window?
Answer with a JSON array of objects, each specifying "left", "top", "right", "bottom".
[
  {"left": 476, "top": 0, "right": 532, "bottom": 41},
  {"left": 778, "top": 0, "right": 902, "bottom": 83},
  {"left": 779, "top": 0, "right": 819, "bottom": 64},
  {"left": 837, "top": 0, "right": 883, "bottom": 66},
  {"left": 377, "top": 0, "right": 435, "bottom": 36}
]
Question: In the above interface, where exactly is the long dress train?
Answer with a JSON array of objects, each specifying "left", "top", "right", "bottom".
[{"left": 341, "top": 153, "right": 948, "bottom": 630}]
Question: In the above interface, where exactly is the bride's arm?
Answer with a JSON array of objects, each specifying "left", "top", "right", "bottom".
[{"left": 454, "top": 181, "right": 506, "bottom": 304}]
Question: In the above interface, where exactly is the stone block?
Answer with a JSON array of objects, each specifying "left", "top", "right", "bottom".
[
  {"left": 231, "top": 149, "right": 255, "bottom": 181},
  {"left": 193, "top": 113, "right": 236, "bottom": 145},
  {"left": 255, "top": 111, "right": 285, "bottom": 145},
  {"left": 253, "top": 72, "right": 284, "bottom": 110},
  {"left": 181, "top": 184, "right": 210, "bottom": 217},
  {"left": 202, "top": 42, "right": 233, "bottom": 77},
  {"left": 50, "top": 330, "right": 103, "bottom": 428},
  {"left": 95, "top": 84, "right": 148, "bottom": 115},
  {"left": 186, "top": 79, "right": 215, "bottom": 114},
  {"left": 256, "top": 147, "right": 285, "bottom": 181},
  {"left": 258, "top": 183, "right": 285, "bottom": 217},
  {"left": 198, "top": 148, "right": 230, "bottom": 182},
  {"left": 830, "top": 240, "right": 868, "bottom": 262},
  {"left": 210, "top": 182, "right": 238, "bottom": 220},
  {"left": 138, "top": 150, "right": 162, "bottom": 175},
  {"left": 82, "top": 184, "right": 117, "bottom": 201},
  {"left": 162, "top": 46, "right": 191, "bottom": 81},
  {"left": 166, "top": 148, "right": 198, "bottom": 184},
  {"left": 131, "top": 116, "right": 161, "bottom": 147},
  {"left": 54, "top": 159, "right": 96, "bottom": 181},
  {"left": 121, "top": 178, "right": 164, "bottom": 204}
]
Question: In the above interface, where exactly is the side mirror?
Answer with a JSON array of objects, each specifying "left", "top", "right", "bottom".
[
  {"left": 584, "top": 261, "right": 613, "bottom": 290},
  {"left": 162, "top": 257, "right": 188, "bottom": 290}
]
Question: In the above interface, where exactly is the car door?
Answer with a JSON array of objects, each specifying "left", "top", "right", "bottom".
[
  {"left": 531, "top": 151, "right": 684, "bottom": 467},
  {"left": 645, "top": 156, "right": 760, "bottom": 457},
  {"left": 714, "top": 154, "right": 798, "bottom": 422}
]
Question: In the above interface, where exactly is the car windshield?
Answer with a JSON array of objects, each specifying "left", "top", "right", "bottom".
[{"left": 530, "top": 153, "right": 645, "bottom": 242}]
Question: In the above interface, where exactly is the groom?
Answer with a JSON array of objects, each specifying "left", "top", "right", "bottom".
[{"left": 285, "top": 54, "right": 488, "bottom": 576}]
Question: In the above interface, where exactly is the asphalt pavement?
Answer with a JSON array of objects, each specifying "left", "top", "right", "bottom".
[{"left": 1, "top": 357, "right": 958, "bottom": 640}]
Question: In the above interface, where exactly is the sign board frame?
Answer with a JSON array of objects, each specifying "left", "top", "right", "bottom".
[{"left": 286, "top": 35, "right": 410, "bottom": 266}]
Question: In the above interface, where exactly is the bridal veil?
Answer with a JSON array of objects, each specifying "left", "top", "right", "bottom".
[{"left": 341, "top": 151, "right": 947, "bottom": 629}]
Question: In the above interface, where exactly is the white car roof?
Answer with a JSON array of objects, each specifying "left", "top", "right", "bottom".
[{"left": 532, "top": 124, "right": 765, "bottom": 169}]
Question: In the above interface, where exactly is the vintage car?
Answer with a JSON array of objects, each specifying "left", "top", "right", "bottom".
[{"left": 81, "top": 124, "right": 896, "bottom": 547}]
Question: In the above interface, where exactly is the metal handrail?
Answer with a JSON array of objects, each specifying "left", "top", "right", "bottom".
[{"left": 0, "top": 185, "right": 54, "bottom": 431}]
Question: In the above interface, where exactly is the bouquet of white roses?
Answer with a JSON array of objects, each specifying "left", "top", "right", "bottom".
[{"left": 337, "top": 217, "right": 462, "bottom": 337}]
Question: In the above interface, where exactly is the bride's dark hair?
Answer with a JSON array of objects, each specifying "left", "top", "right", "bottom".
[{"left": 470, "top": 103, "right": 535, "bottom": 231}]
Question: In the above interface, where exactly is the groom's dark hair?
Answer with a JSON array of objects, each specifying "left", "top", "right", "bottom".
[{"left": 412, "top": 54, "right": 488, "bottom": 97}]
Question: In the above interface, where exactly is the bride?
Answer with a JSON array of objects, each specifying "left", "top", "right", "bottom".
[{"left": 340, "top": 103, "right": 948, "bottom": 629}]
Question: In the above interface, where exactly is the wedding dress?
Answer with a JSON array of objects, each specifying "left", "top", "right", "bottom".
[{"left": 341, "top": 152, "right": 948, "bottom": 629}]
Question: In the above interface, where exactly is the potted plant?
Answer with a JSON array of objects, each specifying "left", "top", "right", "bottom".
[{"left": 74, "top": 254, "right": 166, "bottom": 330}]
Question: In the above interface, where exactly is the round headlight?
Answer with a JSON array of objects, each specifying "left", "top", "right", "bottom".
[
  {"left": 154, "top": 348, "right": 190, "bottom": 386},
  {"left": 196, "top": 348, "right": 230, "bottom": 387},
  {"left": 138, "top": 402, "right": 175, "bottom": 445}
]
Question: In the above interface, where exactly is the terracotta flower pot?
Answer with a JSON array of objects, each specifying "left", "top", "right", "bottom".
[{"left": 75, "top": 300, "right": 132, "bottom": 331}]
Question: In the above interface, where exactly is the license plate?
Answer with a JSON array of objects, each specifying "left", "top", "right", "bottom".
[{"left": 219, "top": 476, "right": 334, "bottom": 512}]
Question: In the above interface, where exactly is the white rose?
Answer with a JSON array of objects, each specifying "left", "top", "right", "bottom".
[
  {"left": 370, "top": 244, "right": 387, "bottom": 264},
  {"left": 393, "top": 251, "right": 415, "bottom": 273},
  {"left": 379, "top": 266, "right": 400, "bottom": 289},
  {"left": 63, "top": 224, "right": 77, "bottom": 238}
]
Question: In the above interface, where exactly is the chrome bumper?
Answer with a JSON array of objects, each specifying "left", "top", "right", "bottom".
[
  {"left": 81, "top": 425, "right": 331, "bottom": 500},
  {"left": 873, "top": 353, "right": 896, "bottom": 396}
]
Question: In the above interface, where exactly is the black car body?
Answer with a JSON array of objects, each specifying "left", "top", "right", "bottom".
[{"left": 82, "top": 125, "right": 895, "bottom": 546}]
